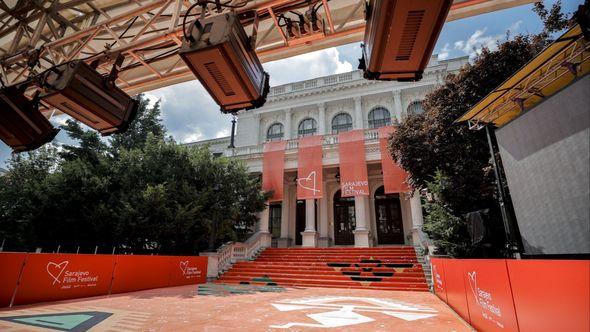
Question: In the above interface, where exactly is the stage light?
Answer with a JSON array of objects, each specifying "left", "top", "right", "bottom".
[
  {"left": 0, "top": 86, "right": 59, "bottom": 152},
  {"left": 360, "top": 0, "right": 452, "bottom": 81},
  {"left": 179, "top": 12, "right": 269, "bottom": 113},
  {"left": 40, "top": 60, "right": 138, "bottom": 136}
]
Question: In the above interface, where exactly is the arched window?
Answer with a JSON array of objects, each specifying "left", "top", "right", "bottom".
[
  {"left": 368, "top": 107, "right": 392, "bottom": 128},
  {"left": 407, "top": 100, "right": 425, "bottom": 115},
  {"left": 266, "top": 122, "right": 284, "bottom": 141},
  {"left": 331, "top": 113, "right": 353, "bottom": 134},
  {"left": 298, "top": 118, "right": 317, "bottom": 137}
]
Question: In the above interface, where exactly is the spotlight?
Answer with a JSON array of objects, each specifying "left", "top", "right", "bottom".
[
  {"left": 40, "top": 60, "right": 138, "bottom": 136},
  {"left": 360, "top": 0, "right": 452, "bottom": 81},
  {"left": 179, "top": 12, "right": 269, "bottom": 113},
  {"left": 0, "top": 86, "right": 59, "bottom": 152}
]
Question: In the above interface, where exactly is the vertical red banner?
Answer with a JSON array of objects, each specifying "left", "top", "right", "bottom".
[
  {"left": 443, "top": 259, "right": 471, "bottom": 324},
  {"left": 13, "top": 253, "right": 116, "bottom": 306},
  {"left": 462, "top": 259, "right": 519, "bottom": 332},
  {"left": 297, "top": 135, "right": 323, "bottom": 199},
  {"left": 338, "top": 130, "right": 369, "bottom": 197},
  {"left": 430, "top": 258, "right": 448, "bottom": 303},
  {"left": 378, "top": 126, "right": 411, "bottom": 193},
  {"left": 0, "top": 253, "right": 27, "bottom": 307},
  {"left": 262, "top": 141, "right": 287, "bottom": 202},
  {"left": 507, "top": 259, "right": 590, "bottom": 332}
]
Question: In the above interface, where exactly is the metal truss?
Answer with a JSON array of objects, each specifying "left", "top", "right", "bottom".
[{"left": 0, "top": 0, "right": 534, "bottom": 102}]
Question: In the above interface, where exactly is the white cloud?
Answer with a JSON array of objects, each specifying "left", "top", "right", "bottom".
[
  {"left": 438, "top": 43, "right": 451, "bottom": 60},
  {"left": 452, "top": 20, "right": 523, "bottom": 59},
  {"left": 216, "top": 129, "right": 230, "bottom": 138}
]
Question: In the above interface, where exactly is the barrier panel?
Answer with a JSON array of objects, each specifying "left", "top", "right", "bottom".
[
  {"left": 442, "top": 259, "right": 471, "bottom": 324},
  {"left": 0, "top": 253, "right": 27, "bottom": 307},
  {"left": 110, "top": 255, "right": 173, "bottom": 294},
  {"left": 13, "top": 253, "right": 116, "bottom": 306},
  {"left": 430, "top": 257, "right": 448, "bottom": 303},
  {"left": 461, "top": 259, "right": 519, "bottom": 332},
  {"left": 168, "top": 256, "right": 208, "bottom": 286},
  {"left": 507, "top": 259, "right": 590, "bottom": 332}
]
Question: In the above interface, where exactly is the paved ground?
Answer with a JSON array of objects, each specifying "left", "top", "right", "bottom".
[{"left": 0, "top": 284, "right": 473, "bottom": 331}]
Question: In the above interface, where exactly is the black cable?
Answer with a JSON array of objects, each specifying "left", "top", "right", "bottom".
[{"left": 109, "top": 16, "right": 139, "bottom": 48}]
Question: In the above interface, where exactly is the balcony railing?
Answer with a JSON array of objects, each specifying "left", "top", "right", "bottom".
[
  {"left": 231, "top": 128, "right": 380, "bottom": 157},
  {"left": 268, "top": 70, "right": 364, "bottom": 97}
]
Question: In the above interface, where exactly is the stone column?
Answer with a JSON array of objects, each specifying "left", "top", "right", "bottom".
[
  {"left": 278, "top": 184, "right": 291, "bottom": 247},
  {"left": 301, "top": 199, "right": 318, "bottom": 247},
  {"left": 393, "top": 90, "right": 403, "bottom": 122},
  {"left": 318, "top": 102, "right": 326, "bottom": 135},
  {"left": 318, "top": 181, "right": 329, "bottom": 247},
  {"left": 284, "top": 108, "right": 292, "bottom": 140},
  {"left": 353, "top": 195, "right": 370, "bottom": 247},
  {"left": 259, "top": 204, "right": 272, "bottom": 247},
  {"left": 253, "top": 114, "right": 261, "bottom": 145},
  {"left": 410, "top": 190, "right": 425, "bottom": 246},
  {"left": 353, "top": 96, "right": 363, "bottom": 129}
]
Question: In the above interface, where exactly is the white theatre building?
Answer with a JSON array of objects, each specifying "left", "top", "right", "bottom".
[{"left": 188, "top": 55, "right": 468, "bottom": 248}]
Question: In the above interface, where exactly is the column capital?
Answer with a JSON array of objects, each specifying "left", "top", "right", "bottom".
[
  {"left": 392, "top": 89, "right": 402, "bottom": 97},
  {"left": 317, "top": 102, "right": 326, "bottom": 110},
  {"left": 353, "top": 96, "right": 362, "bottom": 103}
]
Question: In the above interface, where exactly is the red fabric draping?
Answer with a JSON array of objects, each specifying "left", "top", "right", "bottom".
[
  {"left": 378, "top": 126, "right": 411, "bottom": 193},
  {"left": 338, "top": 130, "right": 369, "bottom": 197},
  {"left": 262, "top": 140, "right": 287, "bottom": 202},
  {"left": 297, "top": 135, "right": 323, "bottom": 199}
]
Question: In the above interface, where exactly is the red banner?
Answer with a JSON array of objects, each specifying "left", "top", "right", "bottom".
[
  {"left": 462, "top": 259, "right": 519, "bottom": 332},
  {"left": 378, "top": 126, "right": 410, "bottom": 193},
  {"left": 507, "top": 259, "right": 590, "bottom": 332},
  {"left": 262, "top": 141, "right": 287, "bottom": 202},
  {"left": 443, "top": 259, "right": 471, "bottom": 324},
  {"left": 297, "top": 135, "right": 323, "bottom": 199},
  {"left": 338, "top": 130, "right": 369, "bottom": 197},
  {"left": 168, "top": 256, "right": 208, "bottom": 286},
  {"left": 0, "top": 253, "right": 27, "bottom": 307},
  {"left": 13, "top": 253, "right": 116, "bottom": 306},
  {"left": 430, "top": 257, "right": 448, "bottom": 303}
]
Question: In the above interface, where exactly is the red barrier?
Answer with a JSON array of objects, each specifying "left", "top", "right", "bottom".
[
  {"left": 461, "top": 259, "right": 519, "bottom": 332},
  {"left": 430, "top": 258, "right": 448, "bottom": 303},
  {"left": 110, "top": 255, "right": 172, "bottom": 294},
  {"left": 442, "top": 259, "right": 471, "bottom": 324},
  {"left": 167, "top": 256, "right": 208, "bottom": 286},
  {"left": 13, "top": 253, "right": 116, "bottom": 306},
  {"left": 0, "top": 253, "right": 27, "bottom": 307},
  {"left": 507, "top": 260, "right": 590, "bottom": 332}
]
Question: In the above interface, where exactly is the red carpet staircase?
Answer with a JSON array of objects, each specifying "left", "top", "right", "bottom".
[{"left": 215, "top": 247, "right": 429, "bottom": 291}]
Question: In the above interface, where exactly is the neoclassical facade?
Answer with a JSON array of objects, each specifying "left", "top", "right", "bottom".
[{"left": 188, "top": 55, "right": 468, "bottom": 247}]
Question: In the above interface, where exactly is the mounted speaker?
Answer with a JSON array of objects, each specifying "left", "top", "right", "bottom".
[
  {"left": 40, "top": 60, "right": 138, "bottom": 136},
  {"left": 0, "top": 86, "right": 59, "bottom": 152},
  {"left": 360, "top": 0, "right": 452, "bottom": 81},
  {"left": 179, "top": 12, "right": 269, "bottom": 113}
]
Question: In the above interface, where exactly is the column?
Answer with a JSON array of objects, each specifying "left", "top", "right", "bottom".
[
  {"left": 253, "top": 114, "right": 261, "bottom": 145},
  {"left": 318, "top": 102, "right": 326, "bottom": 135},
  {"left": 259, "top": 204, "right": 272, "bottom": 247},
  {"left": 318, "top": 181, "right": 329, "bottom": 247},
  {"left": 410, "top": 190, "right": 425, "bottom": 247},
  {"left": 393, "top": 90, "right": 403, "bottom": 122},
  {"left": 278, "top": 184, "right": 291, "bottom": 247},
  {"left": 301, "top": 199, "right": 318, "bottom": 247},
  {"left": 353, "top": 196, "right": 370, "bottom": 247},
  {"left": 284, "top": 108, "right": 292, "bottom": 140},
  {"left": 353, "top": 96, "right": 363, "bottom": 129}
]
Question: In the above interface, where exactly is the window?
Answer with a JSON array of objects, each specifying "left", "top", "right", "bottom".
[
  {"left": 368, "top": 107, "right": 392, "bottom": 128},
  {"left": 266, "top": 123, "right": 284, "bottom": 141},
  {"left": 407, "top": 100, "right": 425, "bottom": 115},
  {"left": 298, "top": 118, "right": 317, "bottom": 137},
  {"left": 331, "top": 113, "right": 353, "bottom": 134}
]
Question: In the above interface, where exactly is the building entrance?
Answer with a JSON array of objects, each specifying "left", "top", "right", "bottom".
[
  {"left": 374, "top": 186, "right": 404, "bottom": 244},
  {"left": 333, "top": 190, "right": 355, "bottom": 245}
]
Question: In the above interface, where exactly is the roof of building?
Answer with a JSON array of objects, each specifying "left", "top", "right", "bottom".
[{"left": 457, "top": 24, "right": 590, "bottom": 129}]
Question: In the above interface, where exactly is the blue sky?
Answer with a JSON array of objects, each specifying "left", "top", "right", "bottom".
[{"left": 0, "top": 0, "right": 583, "bottom": 168}]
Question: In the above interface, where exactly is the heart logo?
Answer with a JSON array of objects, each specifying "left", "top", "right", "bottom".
[
  {"left": 297, "top": 171, "right": 320, "bottom": 196},
  {"left": 467, "top": 271, "right": 479, "bottom": 304},
  {"left": 46, "top": 261, "right": 69, "bottom": 285},
  {"left": 180, "top": 260, "right": 189, "bottom": 275}
]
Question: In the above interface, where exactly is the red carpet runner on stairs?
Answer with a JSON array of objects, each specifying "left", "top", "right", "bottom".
[{"left": 215, "top": 247, "right": 429, "bottom": 291}]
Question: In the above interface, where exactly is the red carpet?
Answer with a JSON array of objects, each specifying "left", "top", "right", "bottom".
[{"left": 216, "top": 247, "right": 429, "bottom": 291}]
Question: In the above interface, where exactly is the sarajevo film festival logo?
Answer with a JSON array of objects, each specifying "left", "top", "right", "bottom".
[
  {"left": 46, "top": 261, "right": 69, "bottom": 285},
  {"left": 179, "top": 260, "right": 201, "bottom": 278},
  {"left": 297, "top": 171, "right": 320, "bottom": 196}
]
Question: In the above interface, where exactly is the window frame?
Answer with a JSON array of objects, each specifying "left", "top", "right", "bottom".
[
  {"left": 298, "top": 117, "right": 318, "bottom": 137},
  {"left": 368, "top": 107, "right": 392, "bottom": 129},
  {"left": 331, "top": 112, "right": 353, "bottom": 134},
  {"left": 266, "top": 122, "right": 284, "bottom": 141}
]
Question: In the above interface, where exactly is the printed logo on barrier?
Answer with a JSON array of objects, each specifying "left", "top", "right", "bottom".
[
  {"left": 468, "top": 271, "right": 504, "bottom": 328},
  {"left": 297, "top": 171, "right": 320, "bottom": 196},
  {"left": 269, "top": 296, "right": 437, "bottom": 329},
  {"left": 432, "top": 264, "right": 444, "bottom": 292},
  {"left": 179, "top": 260, "right": 201, "bottom": 279},
  {"left": 46, "top": 261, "right": 99, "bottom": 289}
]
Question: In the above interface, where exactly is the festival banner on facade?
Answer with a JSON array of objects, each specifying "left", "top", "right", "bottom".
[
  {"left": 262, "top": 141, "right": 287, "bottom": 202},
  {"left": 297, "top": 135, "right": 323, "bottom": 199},
  {"left": 13, "top": 253, "right": 117, "bottom": 306},
  {"left": 338, "top": 130, "right": 369, "bottom": 197},
  {"left": 378, "top": 126, "right": 411, "bottom": 193}
]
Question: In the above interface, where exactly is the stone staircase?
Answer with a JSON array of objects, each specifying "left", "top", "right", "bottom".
[{"left": 215, "top": 246, "right": 429, "bottom": 291}]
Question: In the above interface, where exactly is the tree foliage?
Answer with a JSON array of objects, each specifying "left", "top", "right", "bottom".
[{"left": 0, "top": 95, "right": 266, "bottom": 254}]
